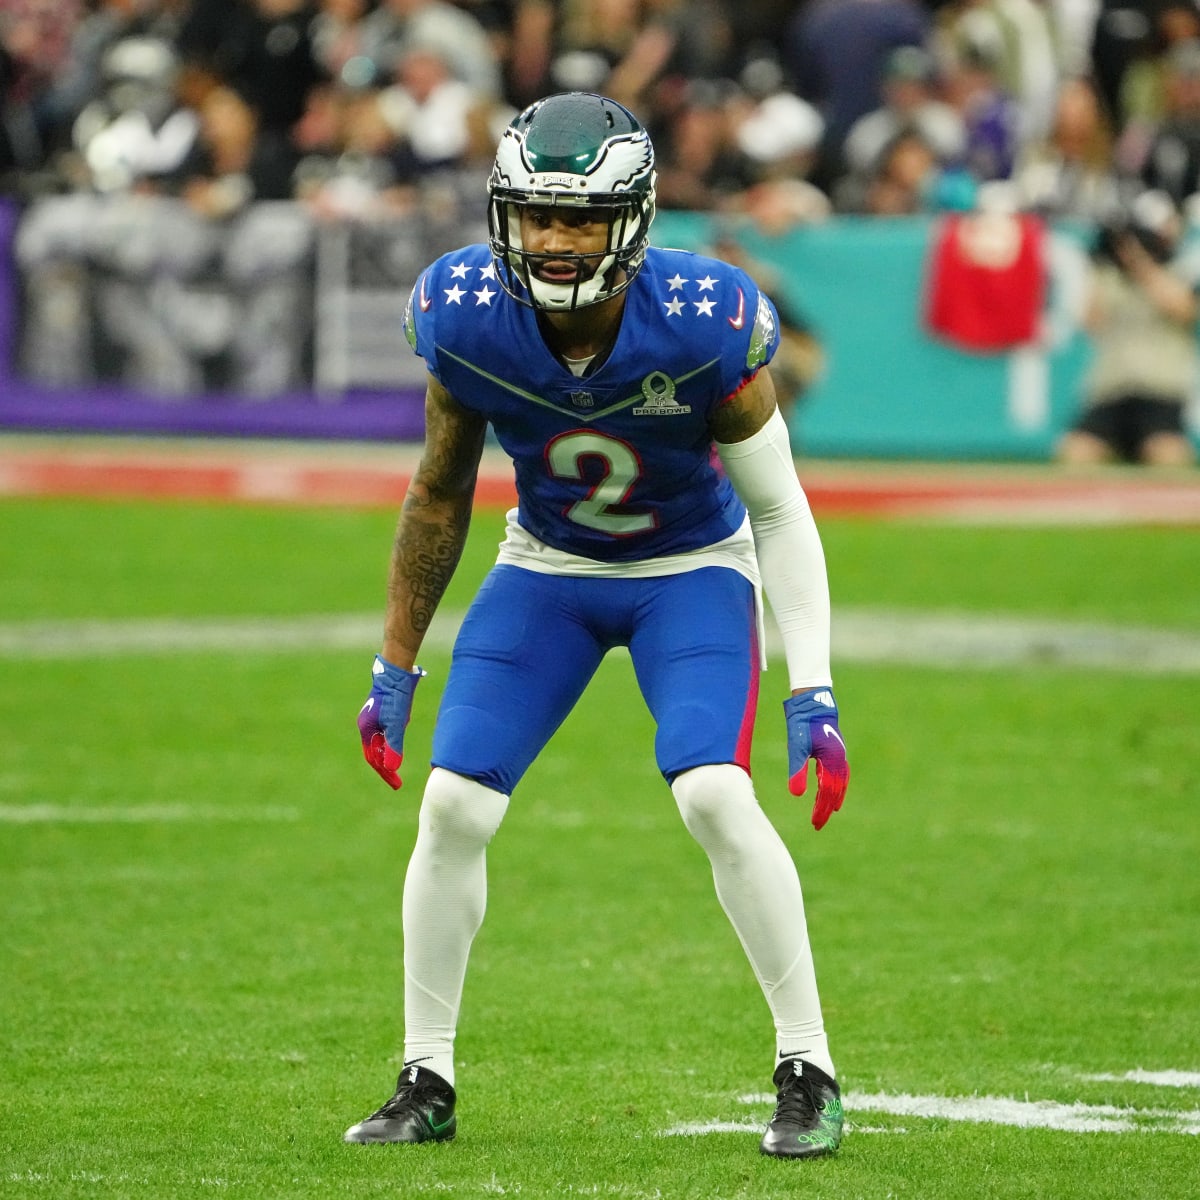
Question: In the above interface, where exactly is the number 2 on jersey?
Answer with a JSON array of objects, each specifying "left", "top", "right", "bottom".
[{"left": 546, "top": 430, "right": 656, "bottom": 536}]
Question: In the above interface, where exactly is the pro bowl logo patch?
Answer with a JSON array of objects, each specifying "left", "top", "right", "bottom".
[{"left": 633, "top": 370, "right": 691, "bottom": 416}]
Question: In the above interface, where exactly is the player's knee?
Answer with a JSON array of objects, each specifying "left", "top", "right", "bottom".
[
  {"left": 419, "top": 767, "right": 509, "bottom": 847},
  {"left": 671, "top": 763, "right": 756, "bottom": 843}
]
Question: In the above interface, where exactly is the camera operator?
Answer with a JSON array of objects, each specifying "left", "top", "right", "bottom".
[{"left": 1057, "top": 189, "right": 1199, "bottom": 466}]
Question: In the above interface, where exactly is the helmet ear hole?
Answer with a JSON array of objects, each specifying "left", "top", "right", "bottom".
[{"left": 486, "top": 91, "right": 657, "bottom": 311}]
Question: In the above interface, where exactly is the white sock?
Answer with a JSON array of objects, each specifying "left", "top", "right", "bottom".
[
  {"left": 672, "top": 764, "right": 836, "bottom": 1082},
  {"left": 401, "top": 768, "right": 509, "bottom": 1089}
]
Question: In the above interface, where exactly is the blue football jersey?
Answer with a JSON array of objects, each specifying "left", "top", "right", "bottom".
[{"left": 402, "top": 243, "right": 781, "bottom": 562}]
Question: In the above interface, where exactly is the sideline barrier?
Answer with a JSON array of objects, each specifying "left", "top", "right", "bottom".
[
  {"left": 652, "top": 210, "right": 1097, "bottom": 461},
  {"left": 2, "top": 198, "right": 1196, "bottom": 459}
]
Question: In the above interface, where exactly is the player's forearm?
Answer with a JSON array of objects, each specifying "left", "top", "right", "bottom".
[
  {"left": 380, "top": 375, "right": 486, "bottom": 667},
  {"left": 716, "top": 407, "right": 833, "bottom": 690},
  {"left": 381, "top": 488, "right": 473, "bottom": 669},
  {"left": 752, "top": 505, "right": 833, "bottom": 690}
]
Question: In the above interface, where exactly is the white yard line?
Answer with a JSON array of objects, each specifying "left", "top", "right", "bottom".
[
  {"left": 0, "top": 803, "right": 299, "bottom": 823},
  {"left": 1, "top": 609, "right": 1198, "bottom": 674},
  {"left": 662, "top": 1086, "right": 1200, "bottom": 1138},
  {"left": 842, "top": 1090, "right": 1200, "bottom": 1135},
  {"left": 830, "top": 609, "right": 1200, "bottom": 674},
  {"left": 1081, "top": 1070, "right": 1200, "bottom": 1089},
  {"left": 0, "top": 613, "right": 395, "bottom": 659}
]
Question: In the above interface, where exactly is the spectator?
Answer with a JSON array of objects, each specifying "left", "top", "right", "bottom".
[
  {"left": 853, "top": 126, "right": 947, "bottom": 213},
  {"left": 603, "top": 0, "right": 737, "bottom": 115},
  {"left": 296, "top": 86, "right": 419, "bottom": 218},
  {"left": 1133, "top": 37, "right": 1200, "bottom": 211},
  {"left": 376, "top": 42, "right": 486, "bottom": 179},
  {"left": 1116, "top": 2, "right": 1200, "bottom": 128},
  {"left": 1058, "top": 188, "right": 1199, "bottom": 466},
  {"left": 19, "top": 0, "right": 192, "bottom": 189},
  {"left": 1015, "top": 74, "right": 1122, "bottom": 220},
  {"left": 837, "top": 44, "right": 966, "bottom": 209},
  {"left": 941, "top": 27, "right": 1023, "bottom": 182},
  {"left": 310, "top": 0, "right": 381, "bottom": 90},
  {"left": 1090, "top": 0, "right": 1154, "bottom": 127},
  {"left": 500, "top": 0, "right": 557, "bottom": 107},
  {"left": 177, "top": 0, "right": 324, "bottom": 137},
  {"left": 783, "top": 0, "right": 931, "bottom": 193},
  {"left": 1006, "top": 0, "right": 1066, "bottom": 144},
  {"left": 1049, "top": 0, "right": 1102, "bottom": 82},
  {"left": 359, "top": 0, "right": 503, "bottom": 100},
  {"left": 68, "top": 34, "right": 200, "bottom": 193},
  {"left": 171, "top": 81, "right": 298, "bottom": 217},
  {"left": 0, "top": 0, "right": 84, "bottom": 187},
  {"left": 733, "top": 52, "right": 826, "bottom": 190},
  {"left": 650, "top": 77, "right": 748, "bottom": 211}
]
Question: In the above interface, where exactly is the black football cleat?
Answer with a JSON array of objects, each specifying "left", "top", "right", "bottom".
[
  {"left": 759, "top": 1058, "right": 843, "bottom": 1159},
  {"left": 343, "top": 1064, "right": 457, "bottom": 1144}
]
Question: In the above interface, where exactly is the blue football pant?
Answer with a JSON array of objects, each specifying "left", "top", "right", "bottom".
[{"left": 431, "top": 564, "right": 761, "bottom": 795}]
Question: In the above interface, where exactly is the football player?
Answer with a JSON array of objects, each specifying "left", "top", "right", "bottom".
[{"left": 346, "top": 91, "right": 850, "bottom": 1159}]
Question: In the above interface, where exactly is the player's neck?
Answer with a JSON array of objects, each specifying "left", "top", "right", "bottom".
[{"left": 537, "top": 294, "right": 626, "bottom": 366}]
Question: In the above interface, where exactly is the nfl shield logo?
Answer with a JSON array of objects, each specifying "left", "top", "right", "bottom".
[{"left": 569, "top": 390, "right": 595, "bottom": 409}]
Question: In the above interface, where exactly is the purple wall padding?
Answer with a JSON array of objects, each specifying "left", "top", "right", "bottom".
[{"left": 0, "top": 200, "right": 426, "bottom": 442}]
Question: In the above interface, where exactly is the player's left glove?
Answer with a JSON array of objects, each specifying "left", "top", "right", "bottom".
[
  {"left": 357, "top": 655, "right": 426, "bottom": 791},
  {"left": 784, "top": 689, "right": 850, "bottom": 831}
]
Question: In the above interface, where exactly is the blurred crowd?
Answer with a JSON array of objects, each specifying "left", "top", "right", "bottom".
[{"left": 3, "top": 0, "right": 1200, "bottom": 229}]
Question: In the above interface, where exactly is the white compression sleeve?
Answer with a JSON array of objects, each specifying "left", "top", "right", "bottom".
[
  {"left": 672, "top": 764, "right": 834, "bottom": 1078},
  {"left": 716, "top": 408, "right": 833, "bottom": 690},
  {"left": 402, "top": 768, "right": 510, "bottom": 1086}
]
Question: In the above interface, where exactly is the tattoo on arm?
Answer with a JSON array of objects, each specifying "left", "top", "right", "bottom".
[
  {"left": 390, "top": 488, "right": 472, "bottom": 638},
  {"left": 710, "top": 367, "right": 779, "bottom": 444},
  {"left": 383, "top": 377, "right": 487, "bottom": 659}
]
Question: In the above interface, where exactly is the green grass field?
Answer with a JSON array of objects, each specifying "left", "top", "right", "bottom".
[{"left": 2, "top": 496, "right": 1198, "bottom": 1199}]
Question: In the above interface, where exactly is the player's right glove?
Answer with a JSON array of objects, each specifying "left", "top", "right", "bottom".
[
  {"left": 357, "top": 655, "right": 425, "bottom": 790},
  {"left": 783, "top": 688, "right": 850, "bottom": 831}
]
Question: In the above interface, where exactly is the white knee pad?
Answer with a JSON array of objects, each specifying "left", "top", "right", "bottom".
[
  {"left": 671, "top": 763, "right": 757, "bottom": 845},
  {"left": 418, "top": 768, "right": 510, "bottom": 848}
]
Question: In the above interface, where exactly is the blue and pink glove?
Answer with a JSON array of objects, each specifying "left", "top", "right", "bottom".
[
  {"left": 357, "top": 655, "right": 425, "bottom": 790},
  {"left": 783, "top": 689, "right": 850, "bottom": 831}
]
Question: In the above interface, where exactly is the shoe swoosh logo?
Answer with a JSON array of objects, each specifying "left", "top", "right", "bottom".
[
  {"left": 727, "top": 286, "right": 745, "bottom": 330},
  {"left": 821, "top": 723, "right": 845, "bottom": 749},
  {"left": 428, "top": 1113, "right": 454, "bottom": 1134},
  {"left": 360, "top": 697, "right": 375, "bottom": 714}
]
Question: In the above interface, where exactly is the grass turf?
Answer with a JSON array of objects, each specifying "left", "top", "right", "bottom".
[{"left": 1, "top": 497, "right": 1198, "bottom": 1199}]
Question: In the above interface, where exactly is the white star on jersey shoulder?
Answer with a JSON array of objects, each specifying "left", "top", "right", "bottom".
[{"left": 444, "top": 261, "right": 496, "bottom": 304}]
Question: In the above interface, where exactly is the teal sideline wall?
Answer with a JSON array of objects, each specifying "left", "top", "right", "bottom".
[{"left": 652, "top": 211, "right": 1100, "bottom": 461}]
